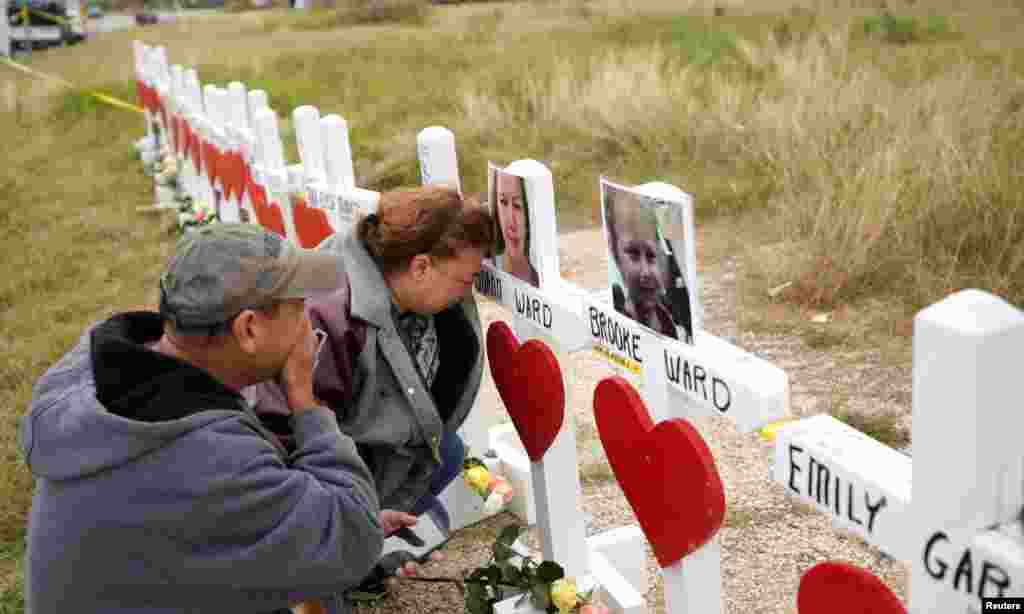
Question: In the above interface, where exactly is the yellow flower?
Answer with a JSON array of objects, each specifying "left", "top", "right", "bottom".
[
  {"left": 463, "top": 466, "right": 490, "bottom": 495},
  {"left": 550, "top": 578, "right": 578, "bottom": 613}
]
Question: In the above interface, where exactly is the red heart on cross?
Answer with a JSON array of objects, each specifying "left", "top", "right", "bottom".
[
  {"left": 249, "top": 182, "right": 287, "bottom": 238},
  {"left": 202, "top": 141, "right": 220, "bottom": 186},
  {"left": 798, "top": 562, "right": 905, "bottom": 614},
  {"left": 291, "top": 195, "right": 335, "bottom": 248},
  {"left": 221, "top": 151, "right": 243, "bottom": 203},
  {"left": 486, "top": 321, "right": 564, "bottom": 462},
  {"left": 593, "top": 376, "right": 725, "bottom": 568}
]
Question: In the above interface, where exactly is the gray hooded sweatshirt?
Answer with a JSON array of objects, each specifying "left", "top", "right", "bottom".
[{"left": 20, "top": 312, "right": 383, "bottom": 614}]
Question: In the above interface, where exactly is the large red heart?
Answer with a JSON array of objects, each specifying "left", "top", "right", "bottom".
[
  {"left": 486, "top": 321, "right": 564, "bottom": 462},
  {"left": 798, "top": 562, "right": 905, "bottom": 614},
  {"left": 249, "top": 183, "right": 287, "bottom": 238},
  {"left": 593, "top": 376, "right": 725, "bottom": 568},
  {"left": 291, "top": 195, "right": 334, "bottom": 248}
]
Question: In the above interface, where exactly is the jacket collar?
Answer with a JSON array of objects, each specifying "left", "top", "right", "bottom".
[
  {"left": 90, "top": 312, "right": 247, "bottom": 422},
  {"left": 340, "top": 232, "right": 399, "bottom": 330}
]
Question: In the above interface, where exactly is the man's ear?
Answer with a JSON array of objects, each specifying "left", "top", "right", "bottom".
[
  {"left": 231, "top": 310, "right": 262, "bottom": 355},
  {"left": 409, "top": 254, "right": 433, "bottom": 281}
]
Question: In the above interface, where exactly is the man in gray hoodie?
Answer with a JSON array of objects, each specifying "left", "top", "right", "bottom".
[{"left": 21, "top": 224, "right": 403, "bottom": 614}]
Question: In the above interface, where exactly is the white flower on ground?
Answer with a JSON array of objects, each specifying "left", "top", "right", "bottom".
[{"left": 483, "top": 491, "right": 505, "bottom": 515}]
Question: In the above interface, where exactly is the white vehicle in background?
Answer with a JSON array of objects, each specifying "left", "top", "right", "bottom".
[{"left": 7, "top": 0, "right": 86, "bottom": 50}]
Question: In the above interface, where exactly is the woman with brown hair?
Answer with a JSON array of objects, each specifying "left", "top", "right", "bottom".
[{"left": 245, "top": 185, "right": 494, "bottom": 601}]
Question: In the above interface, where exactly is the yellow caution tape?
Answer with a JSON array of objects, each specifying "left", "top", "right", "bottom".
[
  {"left": 27, "top": 6, "right": 71, "bottom": 25},
  {"left": 757, "top": 416, "right": 802, "bottom": 442},
  {"left": 1, "top": 57, "right": 144, "bottom": 115}
]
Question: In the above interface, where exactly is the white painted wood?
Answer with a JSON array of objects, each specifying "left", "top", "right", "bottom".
[
  {"left": 168, "top": 65, "right": 184, "bottom": 160},
  {"left": 1, "top": 0, "right": 11, "bottom": 58},
  {"left": 587, "top": 525, "right": 649, "bottom": 600},
  {"left": 134, "top": 41, "right": 155, "bottom": 148},
  {"left": 475, "top": 268, "right": 591, "bottom": 353},
  {"left": 489, "top": 423, "right": 537, "bottom": 525},
  {"left": 512, "top": 324, "right": 589, "bottom": 582},
  {"left": 227, "top": 82, "right": 248, "bottom": 132},
  {"left": 504, "top": 160, "right": 560, "bottom": 287},
  {"left": 417, "top": 126, "right": 461, "bottom": 193},
  {"left": 772, "top": 290, "right": 1024, "bottom": 613},
  {"left": 662, "top": 538, "right": 721, "bottom": 614},
  {"left": 254, "top": 107, "right": 286, "bottom": 174},
  {"left": 970, "top": 527, "right": 1024, "bottom": 599},
  {"left": 306, "top": 185, "right": 379, "bottom": 233},
  {"left": 773, "top": 414, "right": 912, "bottom": 562},
  {"left": 247, "top": 89, "right": 269, "bottom": 132},
  {"left": 910, "top": 290, "right": 1024, "bottom": 613},
  {"left": 664, "top": 331, "right": 791, "bottom": 433},
  {"left": 183, "top": 69, "right": 203, "bottom": 203},
  {"left": 292, "top": 105, "right": 325, "bottom": 186},
  {"left": 588, "top": 549, "right": 645, "bottom": 614},
  {"left": 252, "top": 107, "right": 292, "bottom": 239},
  {"left": 321, "top": 115, "right": 355, "bottom": 192},
  {"left": 211, "top": 87, "right": 240, "bottom": 222}
]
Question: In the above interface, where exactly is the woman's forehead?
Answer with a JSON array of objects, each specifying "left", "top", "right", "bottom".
[{"left": 496, "top": 173, "right": 523, "bottom": 193}]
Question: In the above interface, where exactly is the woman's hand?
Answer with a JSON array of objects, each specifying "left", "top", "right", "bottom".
[{"left": 379, "top": 509, "right": 418, "bottom": 535}]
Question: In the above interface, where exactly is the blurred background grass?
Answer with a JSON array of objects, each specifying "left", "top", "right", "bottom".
[{"left": 2, "top": 0, "right": 1023, "bottom": 609}]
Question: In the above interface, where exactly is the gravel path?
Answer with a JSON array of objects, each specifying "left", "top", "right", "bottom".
[{"left": 356, "top": 225, "right": 911, "bottom": 614}]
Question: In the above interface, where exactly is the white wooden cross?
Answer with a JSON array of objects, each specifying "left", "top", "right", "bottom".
[
  {"left": 772, "top": 289, "right": 1024, "bottom": 612},
  {"left": 1, "top": 0, "right": 11, "bottom": 59},
  {"left": 417, "top": 129, "right": 799, "bottom": 614},
  {"left": 131, "top": 41, "right": 158, "bottom": 163}
]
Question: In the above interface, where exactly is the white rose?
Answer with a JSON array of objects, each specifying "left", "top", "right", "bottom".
[{"left": 483, "top": 491, "right": 505, "bottom": 515}]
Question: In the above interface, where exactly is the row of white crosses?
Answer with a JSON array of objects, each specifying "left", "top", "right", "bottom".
[
  {"left": 133, "top": 40, "right": 378, "bottom": 248},
  {"left": 132, "top": 40, "right": 539, "bottom": 560},
  {"left": 414, "top": 137, "right": 794, "bottom": 614},
  {"left": 772, "top": 289, "right": 1024, "bottom": 612},
  {"left": 134, "top": 39, "right": 1024, "bottom": 614},
  {"left": 415, "top": 134, "right": 1024, "bottom": 612}
]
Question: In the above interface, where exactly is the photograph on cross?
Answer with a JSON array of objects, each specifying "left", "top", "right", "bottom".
[
  {"left": 600, "top": 177, "right": 697, "bottom": 345},
  {"left": 488, "top": 162, "right": 541, "bottom": 288}
]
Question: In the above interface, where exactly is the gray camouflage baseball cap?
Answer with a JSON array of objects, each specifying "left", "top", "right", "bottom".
[{"left": 159, "top": 224, "right": 342, "bottom": 333}]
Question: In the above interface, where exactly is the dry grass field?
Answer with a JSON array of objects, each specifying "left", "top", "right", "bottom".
[{"left": 1, "top": 0, "right": 1022, "bottom": 610}]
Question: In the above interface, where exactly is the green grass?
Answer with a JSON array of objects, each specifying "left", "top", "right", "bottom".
[
  {"left": 858, "top": 13, "right": 960, "bottom": 46},
  {"left": 0, "top": 530, "right": 25, "bottom": 614},
  {"left": 1, "top": 3, "right": 1023, "bottom": 607}
]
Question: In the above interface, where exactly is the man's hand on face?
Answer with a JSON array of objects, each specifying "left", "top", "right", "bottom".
[{"left": 280, "top": 311, "right": 318, "bottom": 413}]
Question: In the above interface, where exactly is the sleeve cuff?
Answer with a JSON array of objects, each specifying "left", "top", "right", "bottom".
[{"left": 289, "top": 406, "right": 339, "bottom": 440}]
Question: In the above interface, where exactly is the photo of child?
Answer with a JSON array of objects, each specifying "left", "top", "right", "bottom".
[{"left": 602, "top": 178, "right": 695, "bottom": 344}]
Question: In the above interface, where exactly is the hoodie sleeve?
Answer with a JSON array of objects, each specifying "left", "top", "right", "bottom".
[{"left": 170, "top": 407, "right": 383, "bottom": 601}]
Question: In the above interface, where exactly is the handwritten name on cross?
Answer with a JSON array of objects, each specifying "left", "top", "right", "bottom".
[{"left": 773, "top": 290, "right": 1024, "bottom": 613}]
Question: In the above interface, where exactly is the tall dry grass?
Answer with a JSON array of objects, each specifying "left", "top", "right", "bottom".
[
  {"left": 460, "top": 24, "right": 1024, "bottom": 309},
  {"left": 746, "top": 30, "right": 1024, "bottom": 308}
]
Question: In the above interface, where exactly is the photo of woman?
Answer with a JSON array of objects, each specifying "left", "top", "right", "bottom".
[
  {"left": 489, "top": 164, "right": 540, "bottom": 288},
  {"left": 603, "top": 179, "right": 694, "bottom": 344}
]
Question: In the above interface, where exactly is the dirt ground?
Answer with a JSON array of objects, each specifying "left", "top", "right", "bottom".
[{"left": 354, "top": 219, "right": 914, "bottom": 614}]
